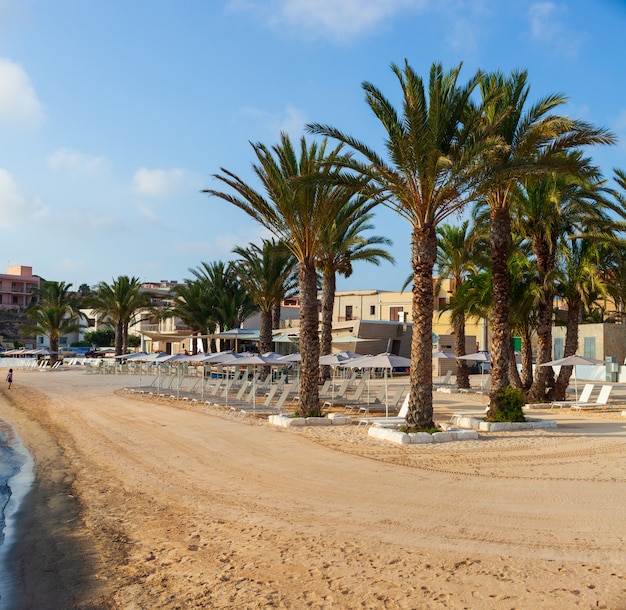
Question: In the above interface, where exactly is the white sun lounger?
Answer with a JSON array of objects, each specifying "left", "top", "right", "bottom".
[
  {"left": 548, "top": 383, "right": 594, "bottom": 409},
  {"left": 357, "top": 394, "right": 410, "bottom": 427},
  {"left": 570, "top": 384, "right": 612, "bottom": 410}
]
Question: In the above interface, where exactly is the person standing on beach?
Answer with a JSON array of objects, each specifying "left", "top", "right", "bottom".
[{"left": 6, "top": 368, "right": 12, "bottom": 389}]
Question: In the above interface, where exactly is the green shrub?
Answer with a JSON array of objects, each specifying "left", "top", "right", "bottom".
[{"left": 489, "top": 386, "right": 526, "bottom": 422}]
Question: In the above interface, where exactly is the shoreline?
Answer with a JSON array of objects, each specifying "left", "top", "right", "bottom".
[
  {"left": 0, "top": 380, "right": 117, "bottom": 608},
  {"left": 1, "top": 369, "right": 625, "bottom": 608},
  {"left": 0, "top": 416, "right": 34, "bottom": 609}
]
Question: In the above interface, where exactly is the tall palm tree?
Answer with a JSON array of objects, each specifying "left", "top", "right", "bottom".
[
  {"left": 435, "top": 221, "right": 487, "bottom": 389},
  {"left": 553, "top": 236, "right": 607, "bottom": 399},
  {"left": 309, "top": 60, "right": 498, "bottom": 429},
  {"left": 233, "top": 239, "right": 298, "bottom": 354},
  {"left": 317, "top": 198, "right": 394, "bottom": 378},
  {"left": 512, "top": 165, "right": 613, "bottom": 402},
  {"left": 86, "top": 276, "right": 152, "bottom": 355},
  {"left": 479, "top": 69, "right": 615, "bottom": 412},
  {"left": 24, "top": 281, "right": 83, "bottom": 363},
  {"left": 204, "top": 134, "right": 357, "bottom": 416},
  {"left": 188, "top": 260, "right": 257, "bottom": 351},
  {"left": 168, "top": 279, "right": 214, "bottom": 354}
]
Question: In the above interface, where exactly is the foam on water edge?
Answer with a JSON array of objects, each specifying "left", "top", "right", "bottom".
[{"left": 0, "top": 418, "right": 35, "bottom": 608}]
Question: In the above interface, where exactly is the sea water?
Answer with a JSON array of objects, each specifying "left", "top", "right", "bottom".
[{"left": 0, "top": 418, "right": 34, "bottom": 608}]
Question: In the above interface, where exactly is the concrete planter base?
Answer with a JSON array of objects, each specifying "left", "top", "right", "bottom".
[
  {"left": 368, "top": 426, "right": 479, "bottom": 445},
  {"left": 269, "top": 413, "right": 352, "bottom": 427},
  {"left": 450, "top": 415, "right": 557, "bottom": 431}
]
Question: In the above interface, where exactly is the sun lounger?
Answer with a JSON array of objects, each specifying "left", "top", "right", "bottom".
[
  {"left": 358, "top": 395, "right": 410, "bottom": 426},
  {"left": 570, "top": 384, "right": 612, "bottom": 410},
  {"left": 358, "top": 386, "right": 405, "bottom": 414},
  {"left": 548, "top": 383, "right": 594, "bottom": 409}
]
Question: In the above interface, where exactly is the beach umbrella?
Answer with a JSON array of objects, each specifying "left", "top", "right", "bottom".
[
  {"left": 277, "top": 352, "right": 301, "bottom": 362},
  {"left": 319, "top": 351, "right": 361, "bottom": 401},
  {"left": 432, "top": 350, "right": 455, "bottom": 359},
  {"left": 344, "top": 352, "right": 412, "bottom": 417},
  {"left": 539, "top": 354, "right": 603, "bottom": 400},
  {"left": 457, "top": 352, "right": 491, "bottom": 390}
]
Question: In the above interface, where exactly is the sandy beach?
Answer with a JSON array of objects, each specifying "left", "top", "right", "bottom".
[{"left": 1, "top": 368, "right": 626, "bottom": 609}]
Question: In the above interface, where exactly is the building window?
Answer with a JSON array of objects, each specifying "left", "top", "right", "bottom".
[
  {"left": 583, "top": 337, "right": 596, "bottom": 360},
  {"left": 345, "top": 305, "right": 353, "bottom": 321},
  {"left": 438, "top": 297, "right": 447, "bottom": 310},
  {"left": 12, "top": 296, "right": 18, "bottom": 304},
  {"left": 553, "top": 337, "right": 564, "bottom": 360},
  {"left": 370, "top": 305, "right": 375, "bottom": 316}
]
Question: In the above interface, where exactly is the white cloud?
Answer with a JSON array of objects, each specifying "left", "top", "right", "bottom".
[
  {"left": 0, "top": 57, "right": 45, "bottom": 127},
  {"left": 0, "top": 169, "right": 48, "bottom": 228},
  {"left": 47, "top": 148, "right": 111, "bottom": 174},
  {"left": 226, "top": 0, "right": 429, "bottom": 40},
  {"left": 133, "top": 167, "right": 201, "bottom": 198},
  {"left": 527, "top": 2, "right": 586, "bottom": 58},
  {"left": 238, "top": 104, "right": 308, "bottom": 141}
]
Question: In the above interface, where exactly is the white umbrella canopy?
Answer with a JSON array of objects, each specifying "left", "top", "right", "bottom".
[
  {"left": 116, "top": 351, "right": 149, "bottom": 360},
  {"left": 457, "top": 351, "right": 491, "bottom": 362},
  {"left": 345, "top": 352, "right": 412, "bottom": 370},
  {"left": 319, "top": 351, "right": 360, "bottom": 366},
  {"left": 539, "top": 354, "right": 603, "bottom": 400},
  {"left": 432, "top": 350, "right": 455, "bottom": 359},
  {"left": 457, "top": 352, "right": 491, "bottom": 390},
  {"left": 540, "top": 355, "right": 603, "bottom": 367},
  {"left": 277, "top": 352, "right": 301, "bottom": 363}
]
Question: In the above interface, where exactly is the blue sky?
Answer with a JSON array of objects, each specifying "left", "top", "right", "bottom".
[{"left": 0, "top": 0, "right": 625, "bottom": 291}]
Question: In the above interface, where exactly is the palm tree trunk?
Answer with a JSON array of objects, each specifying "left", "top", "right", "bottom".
[
  {"left": 528, "top": 239, "right": 555, "bottom": 402},
  {"left": 508, "top": 340, "right": 522, "bottom": 388},
  {"left": 452, "top": 311, "right": 470, "bottom": 389},
  {"left": 489, "top": 205, "right": 513, "bottom": 404},
  {"left": 259, "top": 309, "right": 273, "bottom": 354},
  {"left": 520, "top": 326, "right": 534, "bottom": 390},
  {"left": 272, "top": 302, "right": 281, "bottom": 330},
  {"left": 122, "top": 323, "right": 129, "bottom": 355},
  {"left": 554, "top": 298, "right": 582, "bottom": 400},
  {"left": 406, "top": 226, "right": 437, "bottom": 429},
  {"left": 319, "top": 271, "right": 335, "bottom": 382},
  {"left": 115, "top": 320, "right": 123, "bottom": 356},
  {"left": 50, "top": 335, "right": 59, "bottom": 365},
  {"left": 298, "top": 259, "right": 320, "bottom": 416}
]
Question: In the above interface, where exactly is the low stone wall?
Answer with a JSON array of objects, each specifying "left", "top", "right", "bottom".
[
  {"left": 269, "top": 413, "right": 352, "bottom": 427},
  {"left": 368, "top": 427, "right": 479, "bottom": 445},
  {"left": 450, "top": 415, "right": 557, "bottom": 431}
]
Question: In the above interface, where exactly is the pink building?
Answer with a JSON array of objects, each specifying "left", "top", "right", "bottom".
[{"left": 0, "top": 266, "right": 40, "bottom": 309}]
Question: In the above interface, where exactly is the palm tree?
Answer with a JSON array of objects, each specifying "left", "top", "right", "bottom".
[
  {"left": 24, "top": 281, "right": 83, "bottom": 363},
  {"left": 168, "top": 280, "right": 214, "bottom": 354},
  {"left": 188, "top": 261, "right": 257, "bottom": 351},
  {"left": 553, "top": 237, "right": 607, "bottom": 399},
  {"left": 478, "top": 69, "right": 616, "bottom": 412},
  {"left": 512, "top": 165, "right": 613, "bottom": 402},
  {"left": 309, "top": 61, "right": 497, "bottom": 429},
  {"left": 435, "top": 221, "right": 487, "bottom": 389},
  {"left": 317, "top": 198, "right": 394, "bottom": 378},
  {"left": 86, "top": 276, "right": 152, "bottom": 355},
  {"left": 204, "top": 134, "right": 356, "bottom": 416},
  {"left": 233, "top": 239, "right": 298, "bottom": 354}
]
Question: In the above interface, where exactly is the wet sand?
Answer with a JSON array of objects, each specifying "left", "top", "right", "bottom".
[{"left": 1, "top": 368, "right": 626, "bottom": 609}]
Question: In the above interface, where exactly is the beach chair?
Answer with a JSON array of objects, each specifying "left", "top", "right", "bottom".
[
  {"left": 548, "top": 384, "right": 594, "bottom": 409},
  {"left": 358, "top": 394, "right": 410, "bottom": 427},
  {"left": 434, "top": 370, "right": 453, "bottom": 387},
  {"left": 358, "top": 386, "right": 405, "bottom": 415},
  {"left": 570, "top": 384, "right": 613, "bottom": 410}
]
